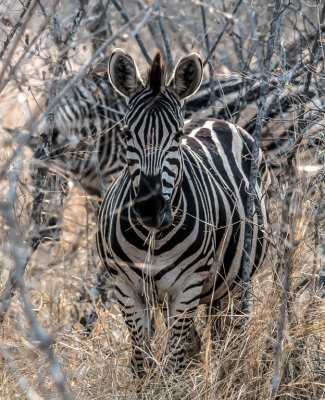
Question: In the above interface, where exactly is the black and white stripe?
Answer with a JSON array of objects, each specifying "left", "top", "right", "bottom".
[
  {"left": 50, "top": 74, "right": 127, "bottom": 197},
  {"left": 97, "top": 49, "right": 270, "bottom": 376}
]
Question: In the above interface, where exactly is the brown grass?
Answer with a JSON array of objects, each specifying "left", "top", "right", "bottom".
[{"left": 1, "top": 151, "right": 324, "bottom": 399}]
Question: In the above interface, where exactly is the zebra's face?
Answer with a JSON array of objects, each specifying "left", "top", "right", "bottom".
[
  {"left": 108, "top": 48, "right": 203, "bottom": 231},
  {"left": 124, "top": 92, "right": 184, "bottom": 230}
]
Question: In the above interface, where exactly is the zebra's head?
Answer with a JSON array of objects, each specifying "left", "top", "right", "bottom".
[{"left": 108, "top": 49, "right": 203, "bottom": 230}]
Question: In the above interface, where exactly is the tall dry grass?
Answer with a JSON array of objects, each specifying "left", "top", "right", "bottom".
[{"left": 1, "top": 134, "right": 324, "bottom": 399}]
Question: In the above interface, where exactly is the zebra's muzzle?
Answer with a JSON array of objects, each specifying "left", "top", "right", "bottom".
[{"left": 132, "top": 194, "right": 172, "bottom": 231}]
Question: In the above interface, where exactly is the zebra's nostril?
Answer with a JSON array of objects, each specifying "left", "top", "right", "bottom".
[
  {"left": 132, "top": 205, "right": 139, "bottom": 218},
  {"left": 131, "top": 193, "right": 170, "bottom": 230},
  {"left": 160, "top": 197, "right": 166, "bottom": 214}
]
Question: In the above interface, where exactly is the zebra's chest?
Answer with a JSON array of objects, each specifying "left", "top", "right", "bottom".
[
  {"left": 110, "top": 211, "right": 215, "bottom": 267},
  {"left": 106, "top": 198, "right": 217, "bottom": 292},
  {"left": 109, "top": 228, "right": 215, "bottom": 296}
]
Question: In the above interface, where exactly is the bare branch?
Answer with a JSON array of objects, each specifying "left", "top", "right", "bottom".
[
  {"left": 0, "top": 0, "right": 33, "bottom": 60},
  {"left": 201, "top": 2, "right": 216, "bottom": 117},
  {"left": 0, "top": 0, "right": 39, "bottom": 85},
  {"left": 154, "top": 1, "right": 174, "bottom": 72},
  {"left": 203, "top": 0, "right": 243, "bottom": 67},
  {"left": 111, "top": 0, "right": 152, "bottom": 64},
  {"left": 241, "top": 0, "right": 287, "bottom": 315}
]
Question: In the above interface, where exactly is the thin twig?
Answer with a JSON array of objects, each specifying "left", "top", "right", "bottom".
[
  {"left": 154, "top": 0, "right": 174, "bottom": 72},
  {"left": 241, "top": 0, "right": 287, "bottom": 315},
  {"left": 201, "top": 2, "right": 216, "bottom": 117},
  {"left": 0, "top": 0, "right": 38, "bottom": 88},
  {"left": 0, "top": 0, "right": 33, "bottom": 60},
  {"left": 203, "top": 0, "right": 243, "bottom": 67},
  {"left": 111, "top": 0, "right": 152, "bottom": 64}
]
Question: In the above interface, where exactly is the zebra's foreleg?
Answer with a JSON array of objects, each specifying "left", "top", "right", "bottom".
[
  {"left": 165, "top": 310, "right": 201, "bottom": 370},
  {"left": 117, "top": 290, "right": 154, "bottom": 377},
  {"left": 184, "top": 321, "right": 201, "bottom": 360},
  {"left": 165, "top": 285, "right": 203, "bottom": 370}
]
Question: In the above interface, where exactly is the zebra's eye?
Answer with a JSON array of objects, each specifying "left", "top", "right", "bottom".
[
  {"left": 121, "top": 127, "right": 132, "bottom": 141},
  {"left": 174, "top": 130, "right": 183, "bottom": 142}
]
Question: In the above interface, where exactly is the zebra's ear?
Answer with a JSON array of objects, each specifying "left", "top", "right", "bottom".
[
  {"left": 169, "top": 53, "right": 203, "bottom": 100},
  {"left": 108, "top": 49, "right": 144, "bottom": 98}
]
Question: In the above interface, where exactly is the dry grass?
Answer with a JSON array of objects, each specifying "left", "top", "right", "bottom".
[{"left": 1, "top": 151, "right": 324, "bottom": 399}]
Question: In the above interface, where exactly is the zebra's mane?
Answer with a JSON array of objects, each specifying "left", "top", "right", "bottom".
[{"left": 146, "top": 51, "right": 166, "bottom": 96}]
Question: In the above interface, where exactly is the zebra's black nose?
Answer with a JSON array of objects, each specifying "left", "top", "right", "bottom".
[
  {"left": 132, "top": 174, "right": 173, "bottom": 230},
  {"left": 132, "top": 193, "right": 169, "bottom": 229}
]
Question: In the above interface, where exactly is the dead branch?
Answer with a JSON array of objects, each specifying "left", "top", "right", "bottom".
[
  {"left": 241, "top": 0, "right": 287, "bottom": 316},
  {"left": 0, "top": 0, "right": 33, "bottom": 60},
  {"left": 203, "top": 0, "right": 242, "bottom": 67},
  {"left": 112, "top": 0, "right": 152, "bottom": 64},
  {"left": 154, "top": 1, "right": 174, "bottom": 72}
]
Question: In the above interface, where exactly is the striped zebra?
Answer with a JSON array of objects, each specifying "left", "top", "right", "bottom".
[
  {"left": 97, "top": 49, "right": 269, "bottom": 376},
  {"left": 50, "top": 74, "right": 127, "bottom": 198}
]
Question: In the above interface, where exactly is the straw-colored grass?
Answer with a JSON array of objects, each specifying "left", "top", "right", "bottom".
[{"left": 1, "top": 145, "right": 324, "bottom": 399}]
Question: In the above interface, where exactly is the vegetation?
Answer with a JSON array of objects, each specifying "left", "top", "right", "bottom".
[{"left": 0, "top": 0, "right": 324, "bottom": 398}]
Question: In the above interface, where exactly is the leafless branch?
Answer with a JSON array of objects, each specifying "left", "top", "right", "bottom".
[
  {"left": 241, "top": 0, "right": 287, "bottom": 315},
  {"left": 111, "top": 0, "right": 152, "bottom": 64},
  {"left": 0, "top": 0, "right": 38, "bottom": 86},
  {"left": 203, "top": 0, "right": 243, "bottom": 67},
  {"left": 200, "top": 2, "right": 216, "bottom": 117},
  {"left": 154, "top": 0, "right": 174, "bottom": 72},
  {"left": 0, "top": 0, "right": 33, "bottom": 60}
]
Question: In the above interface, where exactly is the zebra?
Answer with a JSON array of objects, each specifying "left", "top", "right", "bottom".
[
  {"left": 97, "top": 48, "right": 270, "bottom": 376},
  {"left": 50, "top": 74, "right": 127, "bottom": 198}
]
